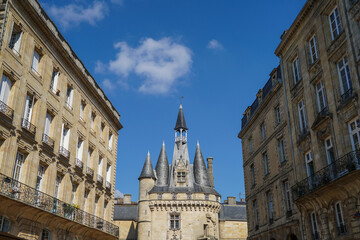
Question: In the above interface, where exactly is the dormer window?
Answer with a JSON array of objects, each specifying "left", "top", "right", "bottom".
[{"left": 177, "top": 171, "right": 186, "bottom": 183}]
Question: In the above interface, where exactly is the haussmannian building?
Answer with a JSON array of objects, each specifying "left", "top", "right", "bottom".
[
  {"left": 239, "top": 0, "right": 360, "bottom": 240},
  {"left": 0, "top": 0, "right": 123, "bottom": 239}
]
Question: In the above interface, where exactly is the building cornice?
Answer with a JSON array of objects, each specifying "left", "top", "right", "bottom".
[
  {"left": 16, "top": 0, "right": 123, "bottom": 131},
  {"left": 148, "top": 199, "right": 221, "bottom": 213}
]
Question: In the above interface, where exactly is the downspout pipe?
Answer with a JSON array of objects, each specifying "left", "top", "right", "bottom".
[{"left": 0, "top": 0, "right": 9, "bottom": 50}]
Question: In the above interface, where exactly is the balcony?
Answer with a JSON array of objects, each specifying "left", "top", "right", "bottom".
[
  {"left": 86, "top": 167, "right": 94, "bottom": 177},
  {"left": 75, "top": 158, "right": 83, "bottom": 170},
  {"left": 0, "top": 100, "right": 14, "bottom": 120},
  {"left": 59, "top": 146, "right": 70, "bottom": 159},
  {"left": 97, "top": 175, "right": 103, "bottom": 184},
  {"left": 106, "top": 181, "right": 111, "bottom": 190},
  {"left": 42, "top": 134, "right": 55, "bottom": 149},
  {"left": 0, "top": 172, "right": 119, "bottom": 237},
  {"left": 21, "top": 118, "right": 36, "bottom": 135},
  {"left": 292, "top": 150, "right": 360, "bottom": 201}
]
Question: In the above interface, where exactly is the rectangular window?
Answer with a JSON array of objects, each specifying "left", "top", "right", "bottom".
[
  {"left": 106, "top": 164, "right": 111, "bottom": 182},
  {"left": 84, "top": 191, "right": 89, "bottom": 211},
  {"left": 108, "top": 132, "right": 113, "bottom": 150},
  {"left": 98, "top": 158, "right": 103, "bottom": 176},
  {"left": 250, "top": 164, "right": 255, "bottom": 186},
  {"left": 60, "top": 124, "right": 70, "bottom": 150},
  {"left": 283, "top": 181, "right": 292, "bottom": 211},
  {"left": 310, "top": 212, "right": 319, "bottom": 239},
  {"left": 65, "top": 86, "right": 73, "bottom": 109},
  {"left": 316, "top": 81, "right": 327, "bottom": 112},
  {"left": 50, "top": 71, "right": 59, "bottom": 94},
  {"left": 87, "top": 148, "right": 93, "bottom": 167},
  {"left": 91, "top": 113, "right": 95, "bottom": 130},
  {"left": 0, "top": 75, "right": 12, "bottom": 105},
  {"left": 0, "top": 216, "right": 11, "bottom": 232},
  {"left": 76, "top": 139, "right": 83, "bottom": 161},
  {"left": 253, "top": 200, "right": 259, "bottom": 227},
  {"left": 309, "top": 35, "right": 318, "bottom": 63},
  {"left": 94, "top": 197, "right": 99, "bottom": 216},
  {"left": 298, "top": 100, "right": 308, "bottom": 134},
  {"left": 292, "top": 57, "right": 301, "bottom": 84},
  {"left": 13, "top": 152, "right": 24, "bottom": 182},
  {"left": 9, "top": 24, "right": 22, "bottom": 55},
  {"left": 43, "top": 113, "right": 52, "bottom": 137},
  {"left": 248, "top": 138, "right": 253, "bottom": 153},
  {"left": 54, "top": 174, "right": 61, "bottom": 198},
  {"left": 275, "top": 106, "right": 281, "bottom": 124},
  {"left": 266, "top": 191, "right": 274, "bottom": 222},
  {"left": 100, "top": 124, "right": 105, "bottom": 141},
  {"left": 348, "top": 118, "right": 360, "bottom": 151},
  {"left": 36, "top": 164, "right": 45, "bottom": 192},
  {"left": 170, "top": 214, "right": 180, "bottom": 230},
  {"left": 329, "top": 7, "right": 342, "bottom": 39},
  {"left": 31, "top": 50, "right": 41, "bottom": 74},
  {"left": 80, "top": 101, "right": 85, "bottom": 121},
  {"left": 263, "top": 153, "right": 269, "bottom": 175},
  {"left": 325, "top": 138, "right": 335, "bottom": 164},
  {"left": 71, "top": 184, "right": 77, "bottom": 204},
  {"left": 335, "top": 202, "right": 347, "bottom": 235},
  {"left": 260, "top": 123, "right": 266, "bottom": 140},
  {"left": 278, "top": 139, "right": 286, "bottom": 163},
  {"left": 22, "top": 94, "right": 34, "bottom": 127},
  {"left": 177, "top": 172, "right": 186, "bottom": 183},
  {"left": 337, "top": 56, "right": 352, "bottom": 95},
  {"left": 305, "top": 151, "right": 314, "bottom": 177}
]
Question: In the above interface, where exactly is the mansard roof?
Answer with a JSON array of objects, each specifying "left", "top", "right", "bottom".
[
  {"left": 155, "top": 142, "right": 169, "bottom": 186},
  {"left": 174, "top": 104, "right": 188, "bottom": 131},
  {"left": 138, "top": 152, "right": 156, "bottom": 180}
]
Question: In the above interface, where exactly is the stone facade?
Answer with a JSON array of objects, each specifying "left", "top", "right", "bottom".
[
  {"left": 0, "top": 0, "right": 122, "bottom": 239},
  {"left": 239, "top": 68, "right": 301, "bottom": 240},
  {"left": 240, "top": 0, "right": 360, "bottom": 240}
]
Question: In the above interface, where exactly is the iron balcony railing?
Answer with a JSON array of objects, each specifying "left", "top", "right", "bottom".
[
  {"left": 340, "top": 88, "right": 353, "bottom": 103},
  {"left": 0, "top": 172, "right": 119, "bottom": 237},
  {"left": 21, "top": 118, "right": 36, "bottom": 135},
  {"left": 97, "top": 174, "right": 103, "bottom": 184},
  {"left": 75, "top": 158, "right": 83, "bottom": 169},
  {"left": 42, "top": 134, "right": 55, "bottom": 149},
  {"left": 292, "top": 150, "right": 360, "bottom": 200},
  {"left": 0, "top": 100, "right": 14, "bottom": 120},
  {"left": 86, "top": 167, "right": 94, "bottom": 177},
  {"left": 106, "top": 181, "right": 111, "bottom": 190},
  {"left": 59, "top": 146, "right": 70, "bottom": 159}
]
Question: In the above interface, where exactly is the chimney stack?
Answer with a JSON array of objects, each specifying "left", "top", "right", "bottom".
[
  {"left": 227, "top": 196, "right": 236, "bottom": 205},
  {"left": 124, "top": 194, "right": 132, "bottom": 204},
  {"left": 207, "top": 157, "right": 214, "bottom": 188}
]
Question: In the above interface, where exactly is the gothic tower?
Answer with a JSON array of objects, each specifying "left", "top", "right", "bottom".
[{"left": 138, "top": 105, "right": 221, "bottom": 240}]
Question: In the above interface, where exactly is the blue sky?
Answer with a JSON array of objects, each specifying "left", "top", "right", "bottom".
[{"left": 41, "top": 0, "right": 306, "bottom": 201}]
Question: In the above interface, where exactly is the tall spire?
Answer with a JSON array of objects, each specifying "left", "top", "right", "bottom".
[
  {"left": 193, "top": 142, "right": 211, "bottom": 187},
  {"left": 138, "top": 151, "right": 156, "bottom": 180},
  {"left": 155, "top": 142, "right": 169, "bottom": 186},
  {"left": 174, "top": 104, "right": 188, "bottom": 131}
]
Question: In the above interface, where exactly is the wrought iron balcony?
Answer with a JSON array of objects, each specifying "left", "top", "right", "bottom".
[
  {"left": 106, "top": 181, "right": 111, "bottom": 190},
  {"left": 340, "top": 88, "right": 354, "bottom": 104},
  {"left": 86, "top": 167, "right": 94, "bottom": 177},
  {"left": 21, "top": 118, "right": 36, "bottom": 135},
  {"left": 97, "top": 174, "right": 103, "bottom": 184},
  {"left": 0, "top": 100, "right": 14, "bottom": 120},
  {"left": 42, "top": 134, "right": 55, "bottom": 149},
  {"left": 0, "top": 172, "right": 119, "bottom": 237},
  {"left": 75, "top": 158, "right": 83, "bottom": 169},
  {"left": 59, "top": 146, "right": 70, "bottom": 159},
  {"left": 292, "top": 150, "right": 360, "bottom": 201}
]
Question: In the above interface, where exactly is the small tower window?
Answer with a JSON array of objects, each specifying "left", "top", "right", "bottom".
[
  {"left": 170, "top": 213, "right": 180, "bottom": 230},
  {"left": 177, "top": 172, "right": 186, "bottom": 183}
]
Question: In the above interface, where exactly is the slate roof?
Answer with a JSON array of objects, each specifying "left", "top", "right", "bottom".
[
  {"left": 155, "top": 142, "right": 169, "bottom": 186},
  {"left": 138, "top": 152, "right": 156, "bottom": 180},
  {"left": 149, "top": 182, "right": 221, "bottom": 196},
  {"left": 114, "top": 205, "right": 138, "bottom": 221},
  {"left": 219, "top": 204, "right": 247, "bottom": 221},
  {"left": 174, "top": 104, "right": 188, "bottom": 130}
]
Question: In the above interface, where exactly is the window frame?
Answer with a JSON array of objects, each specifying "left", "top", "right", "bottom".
[
  {"left": 9, "top": 23, "right": 22, "bottom": 55},
  {"left": 329, "top": 7, "right": 342, "bottom": 40},
  {"left": 337, "top": 56, "right": 352, "bottom": 95},
  {"left": 315, "top": 81, "right": 327, "bottom": 113},
  {"left": 263, "top": 152, "right": 269, "bottom": 175},
  {"left": 292, "top": 57, "right": 301, "bottom": 84},
  {"left": 169, "top": 213, "right": 180, "bottom": 230},
  {"left": 309, "top": 35, "right": 319, "bottom": 64},
  {"left": 298, "top": 100, "right": 308, "bottom": 134}
]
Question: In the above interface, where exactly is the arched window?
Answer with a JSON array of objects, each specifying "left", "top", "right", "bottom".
[
  {"left": 41, "top": 229, "right": 51, "bottom": 240},
  {"left": 0, "top": 216, "right": 11, "bottom": 232}
]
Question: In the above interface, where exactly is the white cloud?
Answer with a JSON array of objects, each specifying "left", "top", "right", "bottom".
[
  {"left": 108, "top": 37, "right": 192, "bottom": 94},
  {"left": 207, "top": 39, "right": 224, "bottom": 50},
  {"left": 102, "top": 79, "right": 113, "bottom": 90},
  {"left": 48, "top": 1, "right": 108, "bottom": 29},
  {"left": 115, "top": 190, "right": 124, "bottom": 198},
  {"left": 95, "top": 61, "right": 107, "bottom": 74}
]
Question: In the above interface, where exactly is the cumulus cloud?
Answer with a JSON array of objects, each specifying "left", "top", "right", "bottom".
[
  {"left": 101, "top": 79, "right": 113, "bottom": 90},
  {"left": 48, "top": 1, "right": 108, "bottom": 29},
  {"left": 107, "top": 37, "right": 192, "bottom": 94},
  {"left": 115, "top": 190, "right": 124, "bottom": 198},
  {"left": 207, "top": 39, "right": 224, "bottom": 50}
]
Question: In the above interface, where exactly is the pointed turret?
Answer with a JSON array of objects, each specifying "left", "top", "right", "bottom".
[
  {"left": 174, "top": 104, "right": 188, "bottom": 130},
  {"left": 193, "top": 141, "right": 211, "bottom": 187},
  {"left": 155, "top": 142, "right": 169, "bottom": 186},
  {"left": 138, "top": 151, "right": 156, "bottom": 180}
]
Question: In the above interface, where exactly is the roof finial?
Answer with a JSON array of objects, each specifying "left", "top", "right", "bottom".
[
  {"left": 197, "top": 140, "right": 199, "bottom": 146},
  {"left": 162, "top": 141, "right": 165, "bottom": 146},
  {"left": 180, "top": 96, "right": 184, "bottom": 105}
]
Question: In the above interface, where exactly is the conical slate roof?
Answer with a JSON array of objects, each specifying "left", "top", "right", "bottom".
[
  {"left": 174, "top": 104, "right": 188, "bottom": 131},
  {"left": 155, "top": 142, "right": 169, "bottom": 186},
  {"left": 138, "top": 151, "right": 156, "bottom": 180},
  {"left": 193, "top": 142, "right": 210, "bottom": 187}
]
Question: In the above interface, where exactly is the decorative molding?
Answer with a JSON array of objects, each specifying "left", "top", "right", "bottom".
[{"left": 148, "top": 200, "right": 221, "bottom": 213}]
